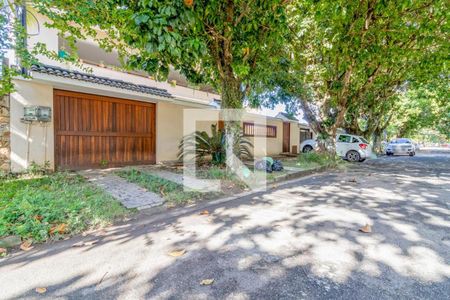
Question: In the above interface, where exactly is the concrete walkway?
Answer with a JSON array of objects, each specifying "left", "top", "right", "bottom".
[{"left": 80, "top": 169, "right": 164, "bottom": 210}]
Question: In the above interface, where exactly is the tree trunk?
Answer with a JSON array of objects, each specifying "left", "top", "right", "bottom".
[{"left": 220, "top": 76, "right": 244, "bottom": 171}]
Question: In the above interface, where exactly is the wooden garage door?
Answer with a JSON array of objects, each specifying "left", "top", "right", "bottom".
[{"left": 54, "top": 90, "right": 156, "bottom": 170}]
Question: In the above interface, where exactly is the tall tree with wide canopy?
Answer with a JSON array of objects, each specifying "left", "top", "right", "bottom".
[
  {"left": 252, "top": 0, "right": 448, "bottom": 150},
  {"left": 32, "top": 0, "right": 290, "bottom": 107},
  {"left": 30, "top": 0, "right": 291, "bottom": 164}
]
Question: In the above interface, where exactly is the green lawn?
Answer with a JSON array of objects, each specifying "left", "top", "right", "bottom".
[
  {"left": 116, "top": 169, "right": 222, "bottom": 207},
  {"left": 0, "top": 173, "right": 128, "bottom": 242}
]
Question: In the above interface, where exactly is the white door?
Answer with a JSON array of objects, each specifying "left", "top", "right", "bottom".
[{"left": 336, "top": 134, "right": 352, "bottom": 156}]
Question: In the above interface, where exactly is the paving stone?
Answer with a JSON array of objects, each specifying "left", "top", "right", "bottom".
[{"left": 79, "top": 169, "right": 164, "bottom": 209}]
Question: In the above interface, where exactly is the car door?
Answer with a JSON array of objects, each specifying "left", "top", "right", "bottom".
[{"left": 336, "top": 134, "right": 351, "bottom": 156}]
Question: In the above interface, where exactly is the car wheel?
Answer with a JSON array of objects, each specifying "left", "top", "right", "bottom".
[
  {"left": 303, "top": 145, "right": 313, "bottom": 153},
  {"left": 346, "top": 150, "right": 361, "bottom": 162},
  {"left": 409, "top": 152, "right": 415, "bottom": 157}
]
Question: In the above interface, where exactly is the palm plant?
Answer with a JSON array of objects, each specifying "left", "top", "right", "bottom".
[{"left": 178, "top": 124, "right": 253, "bottom": 165}]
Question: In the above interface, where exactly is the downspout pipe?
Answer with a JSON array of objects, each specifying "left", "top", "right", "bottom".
[{"left": 15, "top": 2, "right": 27, "bottom": 75}]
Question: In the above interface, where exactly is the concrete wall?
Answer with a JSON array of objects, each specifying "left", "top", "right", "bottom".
[
  {"left": 8, "top": 82, "right": 303, "bottom": 171},
  {"left": 290, "top": 123, "right": 300, "bottom": 154},
  {"left": 9, "top": 81, "right": 54, "bottom": 172}
]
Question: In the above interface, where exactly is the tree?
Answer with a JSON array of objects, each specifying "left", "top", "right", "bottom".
[
  {"left": 31, "top": 1, "right": 290, "bottom": 105},
  {"left": 388, "top": 77, "right": 450, "bottom": 139},
  {"left": 251, "top": 0, "right": 448, "bottom": 151},
  {"left": 28, "top": 0, "right": 291, "bottom": 165}
]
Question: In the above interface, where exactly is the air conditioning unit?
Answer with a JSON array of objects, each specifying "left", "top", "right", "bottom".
[{"left": 21, "top": 106, "right": 52, "bottom": 123}]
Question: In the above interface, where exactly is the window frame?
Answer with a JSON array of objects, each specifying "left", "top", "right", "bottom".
[{"left": 243, "top": 122, "right": 277, "bottom": 138}]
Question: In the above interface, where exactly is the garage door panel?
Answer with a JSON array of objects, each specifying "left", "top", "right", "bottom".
[{"left": 54, "top": 90, "right": 156, "bottom": 170}]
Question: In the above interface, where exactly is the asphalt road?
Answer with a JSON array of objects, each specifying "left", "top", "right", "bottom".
[{"left": 1, "top": 151, "right": 449, "bottom": 299}]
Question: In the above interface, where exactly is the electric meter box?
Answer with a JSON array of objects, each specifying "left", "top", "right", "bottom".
[{"left": 21, "top": 106, "right": 52, "bottom": 122}]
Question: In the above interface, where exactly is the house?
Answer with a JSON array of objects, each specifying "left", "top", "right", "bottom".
[{"left": 0, "top": 11, "right": 314, "bottom": 172}]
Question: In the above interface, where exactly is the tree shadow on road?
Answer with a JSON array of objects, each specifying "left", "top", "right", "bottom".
[{"left": 2, "top": 162, "right": 449, "bottom": 299}]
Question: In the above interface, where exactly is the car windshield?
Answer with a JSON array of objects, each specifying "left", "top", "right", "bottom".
[{"left": 359, "top": 137, "right": 369, "bottom": 144}]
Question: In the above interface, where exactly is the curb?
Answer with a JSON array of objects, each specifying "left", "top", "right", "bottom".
[{"left": 130, "top": 166, "right": 333, "bottom": 226}]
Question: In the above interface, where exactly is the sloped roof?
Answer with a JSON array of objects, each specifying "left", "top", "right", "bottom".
[
  {"left": 276, "top": 112, "right": 299, "bottom": 121},
  {"left": 30, "top": 64, "right": 172, "bottom": 98}
]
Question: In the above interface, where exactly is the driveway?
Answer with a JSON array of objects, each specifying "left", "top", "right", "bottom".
[{"left": 1, "top": 152, "right": 449, "bottom": 299}]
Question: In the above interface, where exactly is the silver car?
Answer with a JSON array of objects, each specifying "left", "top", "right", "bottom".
[{"left": 386, "top": 138, "right": 416, "bottom": 156}]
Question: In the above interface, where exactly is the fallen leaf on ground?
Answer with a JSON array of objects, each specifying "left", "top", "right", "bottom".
[
  {"left": 348, "top": 178, "right": 357, "bottom": 183},
  {"left": 359, "top": 224, "right": 372, "bottom": 233},
  {"left": 200, "top": 279, "right": 214, "bottom": 285},
  {"left": 34, "top": 215, "right": 43, "bottom": 221},
  {"left": 168, "top": 249, "right": 186, "bottom": 257},
  {"left": 49, "top": 223, "right": 67, "bottom": 235},
  {"left": 20, "top": 240, "right": 33, "bottom": 251},
  {"left": 199, "top": 210, "right": 209, "bottom": 216},
  {"left": 0, "top": 247, "right": 7, "bottom": 254},
  {"left": 35, "top": 287, "right": 47, "bottom": 294}
]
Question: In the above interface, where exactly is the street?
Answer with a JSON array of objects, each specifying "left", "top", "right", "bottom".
[{"left": 1, "top": 151, "right": 449, "bottom": 299}]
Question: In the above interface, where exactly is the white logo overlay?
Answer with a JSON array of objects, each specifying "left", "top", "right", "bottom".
[{"left": 181, "top": 109, "right": 274, "bottom": 193}]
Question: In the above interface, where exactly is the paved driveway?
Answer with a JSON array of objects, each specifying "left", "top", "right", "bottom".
[{"left": 1, "top": 152, "right": 449, "bottom": 299}]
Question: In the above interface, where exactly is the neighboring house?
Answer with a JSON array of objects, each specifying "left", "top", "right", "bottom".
[{"left": 0, "top": 11, "right": 314, "bottom": 172}]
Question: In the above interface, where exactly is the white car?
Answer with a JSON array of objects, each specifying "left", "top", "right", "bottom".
[
  {"left": 336, "top": 134, "right": 371, "bottom": 162},
  {"left": 385, "top": 138, "right": 416, "bottom": 156},
  {"left": 299, "top": 134, "right": 371, "bottom": 162},
  {"left": 299, "top": 139, "right": 317, "bottom": 153}
]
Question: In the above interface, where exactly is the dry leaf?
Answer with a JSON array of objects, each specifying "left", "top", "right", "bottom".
[
  {"left": 20, "top": 240, "right": 33, "bottom": 251},
  {"left": 168, "top": 249, "right": 186, "bottom": 257},
  {"left": 35, "top": 287, "right": 47, "bottom": 294},
  {"left": 359, "top": 224, "right": 372, "bottom": 233},
  {"left": 184, "top": 0, "right": 194, "bottom": 7},
  {"left": 34, "top": 215, "right": 43, "bottom": 221},
  {"left": 49, "top": 223, "right": 67, "bottom": 235},
  {"left": 0, "top": 247, "right": 7, "bottom": 254},
  {"left": 348, "top": 178, "right": 357, "bottom": 183},
  {"left": 200, "top": 279, "right": 214, "bottom": 285},
  {"left": 199, "top": 210, "right": 209, "bottom": 216}
]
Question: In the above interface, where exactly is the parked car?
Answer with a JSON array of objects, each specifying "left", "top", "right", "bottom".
[
  {"left": 299, "top": 134, "right": 371, "bottom": 162},
  {"left": 336, "top": 134, "right": 371, "bottom": 162},
  {"left": 299, "top": 139, "right": 317, "bottom": 153},
  {"left": 385, "top": 138, "right": 416, "bottom": 156}
]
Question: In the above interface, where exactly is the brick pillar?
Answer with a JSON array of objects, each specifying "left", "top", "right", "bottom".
[{"left": 0, "top": 94, "right": 10, "bottom": 172}]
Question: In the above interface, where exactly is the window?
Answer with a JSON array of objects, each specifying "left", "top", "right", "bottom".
[
  {"left": 338, "top": 135, "right": 351, "bottom": 143},
  {"left": 300, "top": 128, "right": 311, "bottom": 143},
  {"left": 243, "top": 122, "right": 277, "bottom": 138},
  {"left": 352, "top": 137, "right": 360, "bottom": 143}
]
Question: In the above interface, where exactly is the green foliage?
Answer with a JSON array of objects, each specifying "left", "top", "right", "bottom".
[
  {"left": 252, "top": 0, "right": 448, "bottom": 144},
  {"left": 0, "top": 173, "right": 128, "bottom": 242},
  {"left": 32, "top": 0, "right": 290, "bottom": 108},
  {"left": 178, "top": 124, "right": 253, "bottom": 165},
  {"left": 388, "top": 78, "right": 450, "bottom": 138},
  {"left": 27, "top": 161, "right": 51, "bottom": 175},
  {"left": 296, "top": 152, "right": 340, "bottom": 169}
]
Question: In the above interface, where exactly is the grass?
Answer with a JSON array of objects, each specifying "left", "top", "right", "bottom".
[
  {"left": 116, "top": 169, "right": 220, "bottom": 206},
  {"left": 0, "top": 173, "right": 128, "bottom": 242},
  {"left": 283, "top": 152, "right": 342, "bottom": 170}
]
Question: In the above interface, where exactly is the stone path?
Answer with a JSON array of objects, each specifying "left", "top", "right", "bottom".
[{"left": 79, "top": 169, "right": 164, "bottom": 210}]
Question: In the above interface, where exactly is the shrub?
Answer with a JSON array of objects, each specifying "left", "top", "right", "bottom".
[
  {"left": 178, "top": 124, "right": 253, "bottom": 165},
  {"left": 0, "top": 173, "right": 127, "bottom": 242},
  {"left": 297, "top": 152, "right": 339, "bottom": 168}
]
